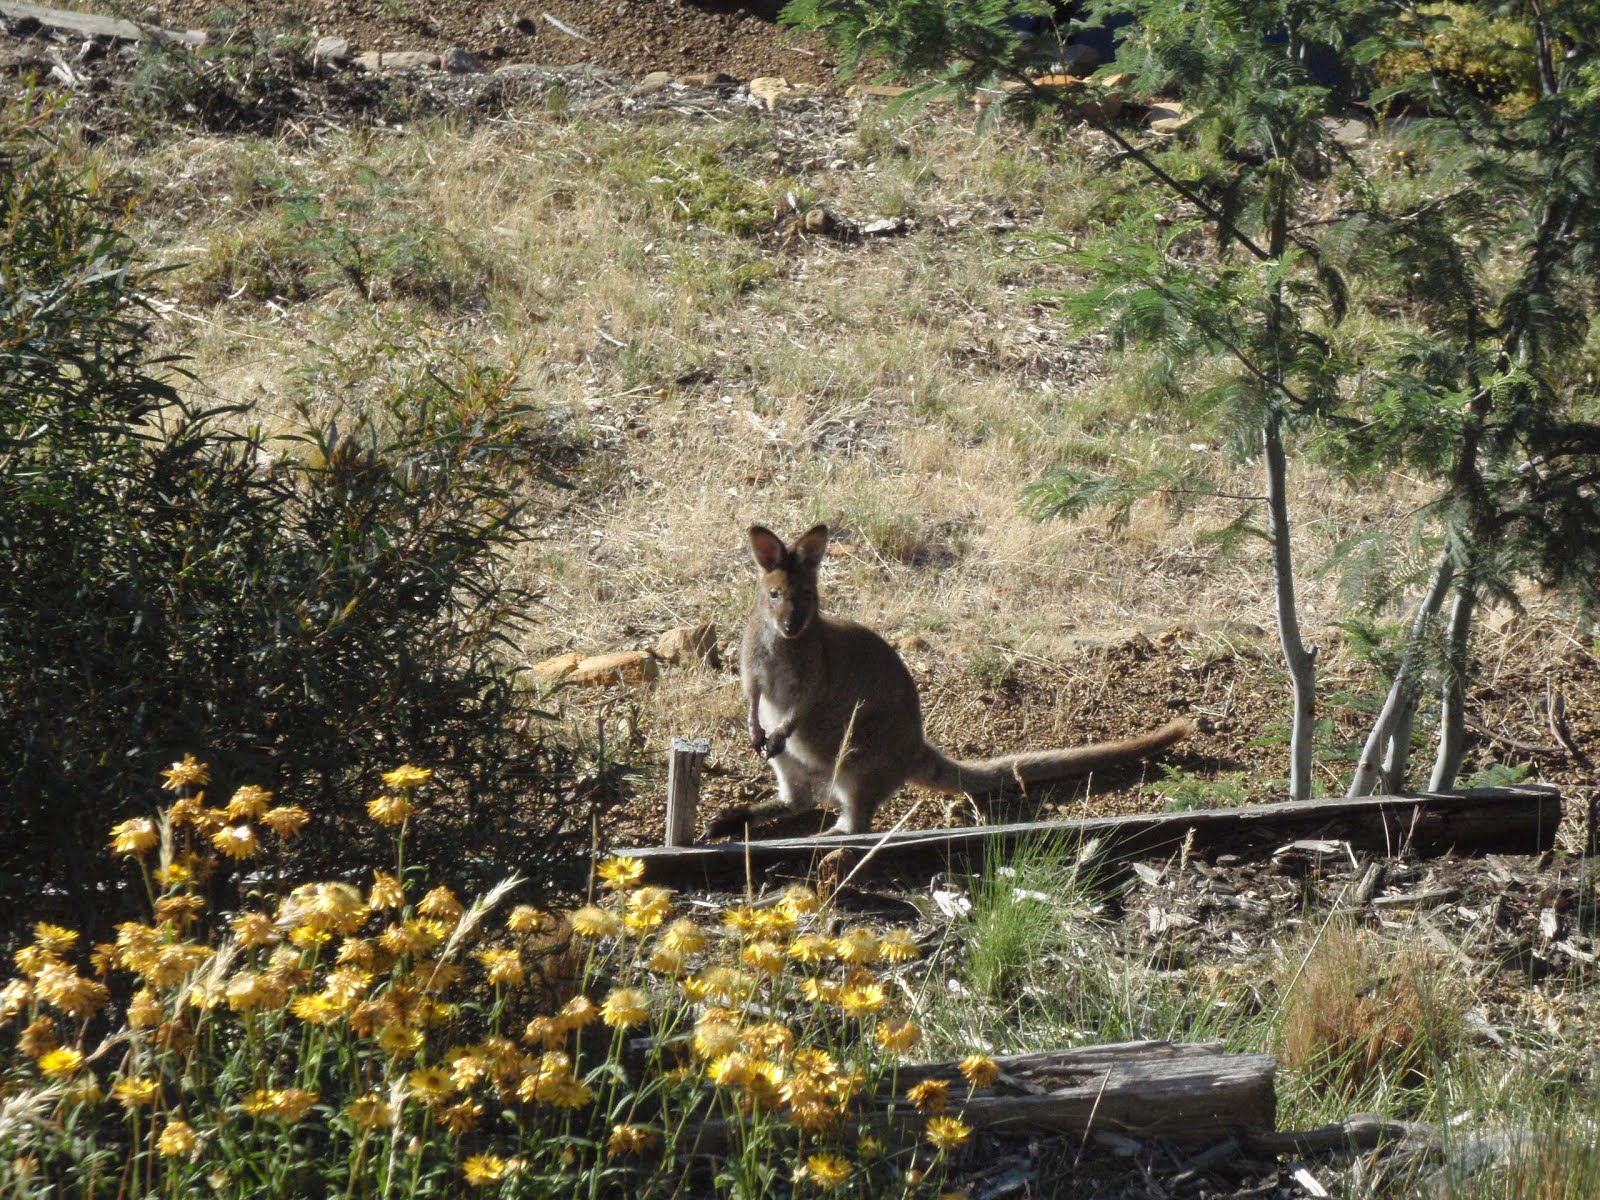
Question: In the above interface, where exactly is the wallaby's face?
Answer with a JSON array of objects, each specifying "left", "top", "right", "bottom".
[{"left": 748, "top": 524, "right": 828, "bottom": 640}]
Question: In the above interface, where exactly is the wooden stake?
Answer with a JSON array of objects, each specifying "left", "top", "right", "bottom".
[{"left": 664, "top": 737, "right": 709, "bottom": 847}]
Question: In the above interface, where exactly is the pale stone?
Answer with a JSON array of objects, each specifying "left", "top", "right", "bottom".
[
  {"left": 312, "top": 35, "right": 351, "bottom": 63},
  {"left": 530, "top": 652, "right": 581, "bottom": 683},
  {"left": 354, "top": 50, "right": 441, "bottom": 72},
  {"left": 568, "top": 650, "right": 660, "bottom": 687},
  {"left": 654, "top": 623, "right": 720, "bottom": 668},
  {"left": 631, "top": 70, "right": 674, "bottom": 96},
  {"left": 441, "top": 46, "right": 485, "bottom": 74}
]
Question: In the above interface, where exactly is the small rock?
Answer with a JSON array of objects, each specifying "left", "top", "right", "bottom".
[
  {"left": 530, "top": 651, "right": 581, "bottom": 684},
  {"left": 1148, "top": 101, "right": 1197, "bottom": 134},
  {"left": 654, "top": 623, "right": 721, "bottom": 668},
  {"left": 860, "top": 217, "right": 909, "bottom": 237},
  {"left": 679, "top": 70, "right": 738, "bottom": 89},
  {"left": 312, "top": 35, "right": 350, "bottom": 63},
  {"left": 441, "top": 46, "right": 485, "bottom": 74},
  {"left": 897, "top": 634, "right": 931, "bottom": 654},
  {"left": 354, "top": 50, "right": 442, "bottom": 72},
  {"left": 512, "top": 13, "right": 537, "bottom": 33},
  {"left": 631, "top": 70, "right": 674, "bottom": 96},
  {"left": 568, "top": 650, "right": 660, "bottom": 687},
  {"left": 1322, "top": 115, "right": 1369, "bottom": 147},
  {"left": 748, "top": 75, "right": 793, "bottom": 110}
]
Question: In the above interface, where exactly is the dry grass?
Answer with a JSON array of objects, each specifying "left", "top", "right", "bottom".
[
  {"left": 65, "top": 92, "right": 1543, "bottom": 828},
  {"left": 1277, "top": 920, "right": 1467, "bottom": 1101}
]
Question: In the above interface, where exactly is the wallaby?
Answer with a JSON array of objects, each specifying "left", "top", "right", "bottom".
[{"left": 706, "top": 523, "right": 1194, "bottom": 839}]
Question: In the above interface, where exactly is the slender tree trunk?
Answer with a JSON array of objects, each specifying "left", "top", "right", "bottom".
[
  {"left": 1264, "top": 411, "right": 1316, "bottom": 800},
  {"left": 1347, "top": 551, "right": 1455, "bottom": 797},
  {"left": 1428, "top": 584, "right": 1476, "bottom": 791},
  {"left": 1381, "top": 699, "right": 1418, "bottom": 795}
]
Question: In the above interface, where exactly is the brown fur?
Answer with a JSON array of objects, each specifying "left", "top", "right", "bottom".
[{"left": 707, "top": 524, "right": 1192, "bottom": 839}]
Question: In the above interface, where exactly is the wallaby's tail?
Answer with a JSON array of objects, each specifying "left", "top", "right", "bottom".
[{"left": 907, "top": 718, "right": 1194, "bottom": 795}]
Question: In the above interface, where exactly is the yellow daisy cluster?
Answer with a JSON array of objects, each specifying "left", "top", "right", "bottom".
[{"left": 1, "top": 768, "right": 1007, "bottom": 1196}]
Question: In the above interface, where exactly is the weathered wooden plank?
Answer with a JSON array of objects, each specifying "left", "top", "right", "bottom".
[
  {"left": 622, "top": 786, "right": 1561, "bottom": 888},
  {"left": 684, "top": 1042, "right": 1277, "bottom": 1148},
  {"left": 0, "top": 1, "right": 204, "bottom": 45}
]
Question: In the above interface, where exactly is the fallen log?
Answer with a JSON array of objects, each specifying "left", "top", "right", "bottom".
[
  {"left": 621, "top": 786, "right": 1561, "bottom": 889},
  {"left": 683, "top": 1041, "right": 1277, "bottom": 1149},
  {"left": 0, "top": 1, "right": 205, "bottom": 45}
]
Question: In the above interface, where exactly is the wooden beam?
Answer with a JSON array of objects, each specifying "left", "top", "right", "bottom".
[
  {"left": 682, "top": 1041, "right": 1276, "bottom": 1148},
  {"left": 622, "top": 786, "right": 1561, "bottom": 888},
  {"left": 1, "top": 2, "right": 205, "bottom": 45}
]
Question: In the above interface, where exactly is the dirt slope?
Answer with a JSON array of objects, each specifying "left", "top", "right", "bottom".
[{"left": 131, "top": 0, "right": 838, "bottom": 83}]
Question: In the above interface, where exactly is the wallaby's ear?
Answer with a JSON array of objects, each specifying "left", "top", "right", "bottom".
[
  {"left": 790, "top": 524, "right": 830, "bottom": 571},
  {"left": 748, "top": 525, "right": 787, "bottom": 573}
]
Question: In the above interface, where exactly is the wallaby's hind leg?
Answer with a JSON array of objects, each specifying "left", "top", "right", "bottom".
[
  {"left": 706, "top": 754, "right": 825, "bottom": 839},
  {"left": 824, "top": 767, "right": 904, "bottom": 836}
]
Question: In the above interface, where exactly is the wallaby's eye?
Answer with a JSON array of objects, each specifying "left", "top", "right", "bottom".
[{"left": 768, "top": 588, "right": 783, "bottom": 601}]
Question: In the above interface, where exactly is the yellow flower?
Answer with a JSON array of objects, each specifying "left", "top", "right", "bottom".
[
  {"left": 833, "top": 927, "right": 880, "bottom": 965},
  {"left": 606, "top": 1123, "right": 660, "bottom": 1156},
  {"left": 693, "top": 1020, "right": 740, "bottom": 1061},
  {"left": 836, "top": 981, "right": 886, "bottom": 1018},
  {"left": 741, "top": 1022, "right": 795, "bottom": 1059},
  {"left": 647, "top": 944, "right": 686, "bottom": 976},
  {"left": 242, "top": 1088, "right": 318, "bottom": 1122},
  {"left": 660, "top": 918, "right": 708, "bottom": 954},
  {"left": 788, "top": 934, "right": 833, "bottom": 965},
  {"left": 907, "top": 1078, "right": 951, "bottom": 1114},
  {"left": 226, "top": 785, "right": 273, "bottom": 820},
  {"left": 407, "top": 1065, "right": 456, "bottom": 1105},
  {"left": 544, "top": 1078, "right": 592, "bottom": 1108},
  {"left": 924, "top": 1115, "right": 972, "bottom": 1153},
  {"left": 109, "top": 817, "right": 160, "bottom": 857},
  {"left": 462, "top": 1154, "right": 510, "bottom": 1186},
  {"left": 366, "top": 793, "right": 414, "bottom": 826},
  {"left": 708, "top": 1052, "right": 753, "bottom": 1089},
  {"left": 19, "top": 1015, "right": 56, "bottom": 1058},
  {"left": 153, "top": 894, "right": 205, "bottom": 926},
  {"left": 596, "top": 856, "right": 646, "bottom": 891},
  {"left": 439, "top": 1099, "right": 483, "bottom": 1135},
  {"left": 477, "top": 948, "right": 524, "bottom": 988},
  {"left": 127, "top": 988, "right": 161, "bottom": 1028},
  {"left": 600, "top": 987, "right": 649, "bottom": 1029},
  {"left": 805, "top": 1153, "right": 852, "bottom": 1188},
  {"left": 381, "top": 764, "right": 433, "bottom": 791},
  {"left": 161, "top": 755, "right": 209, "bottom": 791},
  {"left": 625, "top": 885, "right": 673, "bottom": 929},
  {"left": 779, "top": 884, "right": 820, "bottom": 916},
  {"left": 228, "top": 911, "right": 276, "bottom": 949},
  {"left": 740, "top": 940, "right": 785, "bottom": 976},
  {"left": 260, "top": 805, "right": 310, "bottom": 838},
  {"left": 721, "top": 906, "right": 759, "bottom": 936},
  {"left": 112, "top": 1077, "right": 161, "bottom": 1109},
  {"left": 557, "top": 994, "right": 599, "bottom": 1032},
  {"left": 360, "top": 872, "right": 402, "bottom": 912},
  {"left": 375, "top": 1025, "right": 425, "bottom": 1056},
  {"left": 506, "top": 905, "right": 547, "bottom": 933},
  {"left": 212, "top": 824, "right": 259, "bottom": 860},
  {"left": 569, "top": 906, "right": 622, "bottom": 939},
  {"left": 156, "top": 1120, "right": 198, "bottom": 1157},
  {"left": 35, "top": 964, "right": 109, "bottom": 1020},
  {"left": 749, "top": 906, "right": 797, "bottom": 938},
  {"left": 29, "top": 923, "right": 76, "bottom": 955},
  {"left": 290, "top": 992, "right": 343, "bottom": 1025},
  {"left": 417, "top": 886, "right": 464, "bottom": 923},
  {"left": 344, "top": 1093, "right": 393, "bottom": 1130},
  {"left": 879, "top": 927, "right": 920, "bottom": 963},
  {"left": 875, "top": 1018, "right": 921, "bottom": 1054},
  {"left": 695, "top": 966, "right": 752, "bottom": 1004},
  {"left": 36, "top": 1047, "right": 84, "bottom": 1077},
  {"left": 153, "top": 862, "right": 191, "bottom": 888},
  {"left": 0, "top": 978, "right": 32, "bottom": 1019},
  {"left": 799, "top": 977, "right": 840, "bottom": 1004},
  {"left": 959, "top": 1054, "right": 1000, "bottom": 1088}
]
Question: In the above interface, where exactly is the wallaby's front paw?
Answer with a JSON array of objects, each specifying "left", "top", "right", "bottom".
[{"left": 763, "top": 729, "right": 788, "bottom": 759}]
